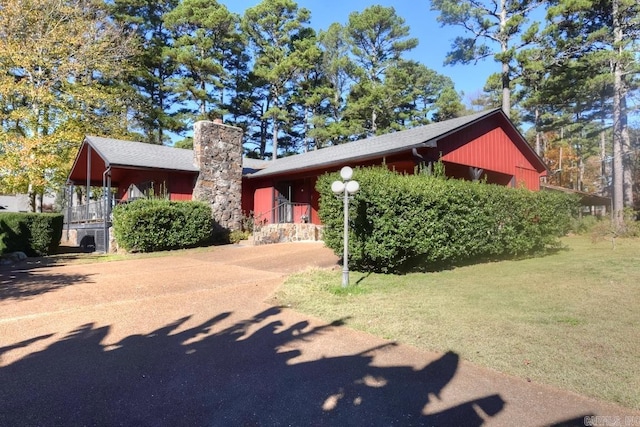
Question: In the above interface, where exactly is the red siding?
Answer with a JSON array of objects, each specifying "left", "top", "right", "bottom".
[
  {"left": 116, "top": 170, "right": 197, "bottom": 201},
  {"left": 253, "top": 186, "right": 274, "bottom": 224},
  {"left": 241, "top": 178, "right": 254, "bottom": 215},
  {"left": 68, "top": 142, "right": 109, "bottom": 186},
  {"left": 515, "top": 167, "right": 541, "bottom": 190},
  {"left": 440, "top": 124, "right": 543, "bottom": 190},
  {"left": 309, "top": 178, "right": 321, "bottom": 224},
  {"left": 168, "top": 172, "right": 196, "bottom": 200}
]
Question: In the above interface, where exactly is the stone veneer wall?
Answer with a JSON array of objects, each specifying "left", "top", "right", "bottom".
[
  {"left": 192, "top": 120, "right": 244, "bottom": 232},
  {"left": 252, "top": 223, "right": 324, "bottom": 245}
]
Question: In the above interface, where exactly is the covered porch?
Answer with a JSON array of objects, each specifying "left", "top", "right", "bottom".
[
  {"left": 65, "top": 136, "right": 199, "bottom": 252},
  {"left": 250, "top": 177, "right": 318, "bottom": 226}
]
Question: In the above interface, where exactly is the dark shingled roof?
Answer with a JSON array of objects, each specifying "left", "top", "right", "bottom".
[
  {"left": 83, "top": 136, "right": 270, "bottom": 174},
  {"left": 78, "top": 109, "right": 519, "bottom": 179},
  {"left": 241, "top": 157, "right": 270, "bottom": 173},
  {"left": 248, "top": 109, "right": 502, "bottom": 178},
  {"left": 85, "top": 136, "right": 199, "bottom": 172}
]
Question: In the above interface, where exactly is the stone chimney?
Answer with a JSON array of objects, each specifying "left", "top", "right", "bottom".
[{"left": 192, "top": 120, "right": 244, "bottom": 233}]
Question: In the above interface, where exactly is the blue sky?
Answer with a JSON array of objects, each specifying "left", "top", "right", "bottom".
[{"left": 221, "top": 0, "right": 500, "bottom": 105}]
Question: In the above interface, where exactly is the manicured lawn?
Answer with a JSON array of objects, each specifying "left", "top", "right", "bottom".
[{"left": 273, "top": 235, "right": 640, "bottom": 410}]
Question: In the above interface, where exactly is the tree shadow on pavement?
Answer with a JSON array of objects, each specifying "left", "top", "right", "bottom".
[
  {"left": 0, "top": 307, "right": 505, "bottom": 426},
  {"left": 550, "top": 416, "right": 596, "bottom": 427},
  {"left": 0, "top": 266, "right": 93, "bottom": 301}
]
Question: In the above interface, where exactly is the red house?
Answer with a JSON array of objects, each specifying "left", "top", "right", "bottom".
[
  {"left": 243, "top": 108, "right": 547, "bottom": 225},
  {"left": 66, "top": 108, "right": 547, "bottom": 250}
]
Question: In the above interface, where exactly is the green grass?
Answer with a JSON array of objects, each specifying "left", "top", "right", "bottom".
[{"left": 273, "top": 235, "right": 640, "bottom": 410}]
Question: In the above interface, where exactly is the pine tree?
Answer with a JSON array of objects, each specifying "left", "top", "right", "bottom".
[
  {"left": 545, "top": 0, "right": 639, "bottom": 220},
  {"left": 343, "top": 5, "right": 418, "bottom": 136},
  {"left": 241, "top": 0, "right": 314, "bottom": 159},
  {"left": 430, "top": 0, "right": 544, "bottom": 117},
  {"left": 310, "top": 23, "right": 358, "bottom": 147},
  {"left": 109, "top": 0, "right": 183, "bottom": 144},
  {"left": 164, "top": 0, "right": 241, "bottom": 122}
]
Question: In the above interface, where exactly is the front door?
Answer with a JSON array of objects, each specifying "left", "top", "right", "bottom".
[{"left": 274, "top": 182, "right": 292, "bottom": 223}]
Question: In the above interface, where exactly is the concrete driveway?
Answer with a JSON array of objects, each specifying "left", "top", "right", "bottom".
[{"left": 0, "top": 242, "right": 637, "bottom": 426}]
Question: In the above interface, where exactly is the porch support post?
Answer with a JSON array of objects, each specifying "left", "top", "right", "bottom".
[
  {"left": 66, "top": 183, "right": 72, "bottom": 241},
  {"left": 86, "top": 145, "right": 91, "bottom": 224},
  {"left": 103, "top": 166, "right": 111, "bottom": 253}
]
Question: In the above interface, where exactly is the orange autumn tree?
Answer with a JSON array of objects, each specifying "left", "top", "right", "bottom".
[
  {"left": 544, "top": 141, "right": 579, "bottom": 188},
  {"left": 540, "top": 122, "right": 606, "bottom": 194},
  {"left": 0, "top": 0, "right": 137, "bottom": 210}
]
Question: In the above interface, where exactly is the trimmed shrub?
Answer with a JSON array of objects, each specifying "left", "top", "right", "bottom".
[
  {"left": 112, "top": 199, "right": 213, "bottom": 252},
  {"left": 229, "top": 229, "right": 250, "bottom": 244},
  {"left": 318, "top": 167, "right": 578, "bottom": 273},
  {"left": 0, "top": 212, "right": 64, "bottom": 256}
]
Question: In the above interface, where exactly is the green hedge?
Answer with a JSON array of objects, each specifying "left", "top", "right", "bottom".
[
  {"left": 0, "top": 212, "right": 64, "bottom": 256},
  {"left": 318, "top": 167, "right": 578, "bottom": 273},
  {"left": 112, "top": 199, "right": 214, "bottom": 252}
]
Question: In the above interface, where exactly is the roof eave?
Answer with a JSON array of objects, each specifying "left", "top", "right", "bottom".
[
  {"left": 248, "top": 140, "right": 438, "bottom": 179},
  {"left": 105, "top": 163, "right": 199, "bottom": 173}
]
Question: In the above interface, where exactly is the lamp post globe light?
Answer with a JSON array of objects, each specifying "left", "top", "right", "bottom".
[{"left": 332, "top": 166, "right": 360, "bottom": 287}]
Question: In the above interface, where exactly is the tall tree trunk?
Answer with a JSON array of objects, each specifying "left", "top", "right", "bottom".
[
  {"left": 559, "top": 145, "right": 564, "bottom": 187},
  {"left": 578, "top": 155, "right": 584, "bottom": 191},
  {"left": 611, "top": 0, "right": 629, "bottom": 223},
  {"left": 200, "top": 80, "right": 207, "bottom": 117},
  {"left": 371, "top": 109, "right": 377, "bottom": 135},
  {"left": 260, "top": 118, "right": 267, "bottom": 158},
  {"left": 259, "top": 102, "right": 268, "bottom": 158},
  {"left": 272, "top": 120, "right": 279, "bottom": 160},
  {"left": 158, "top": 68, "right": 167, "bottom": 145},
  {"left": 612, "top": 76, "right": 624, "bottom": 223},
  {"left": 304, "top": 107, "right": 311, "bottom": 152},
  {"left": 501, "top": 61, "right": 510, "bottom": 117},
  {"left": 621, "top": 96, "right": 634, "bottom": 208},
  {"left": 600, "top": 128, "right": 607, "bottom": 194},
  {"left": 499, "top": 0, "right": 510, "bottom": 117},
  {"left": 535, "top": 107, "right": 541, "bottom": 156},
  {"left": 28, "top": 184, "right": 36, "bottom": 213}
]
